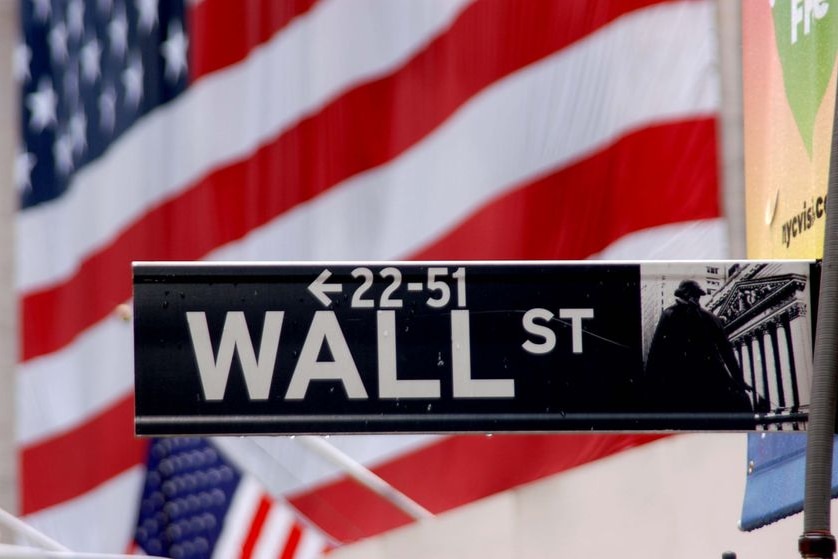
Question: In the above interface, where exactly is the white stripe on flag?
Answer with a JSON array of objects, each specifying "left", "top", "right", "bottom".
[
  {"left": 17, "top": 311, "right": 133, "bottom": 445},
  {"left": 591, "top": 218, "right": 730, "bottom": 260},
  {"left": 295, "top": 531, "right": 328, "bottom": 559},
  {"left": 251, "top": 504, "right": 294, "bottom": 559},
  {"left": 24, "top": 466, "right": 145, "bottom": 554},
  {"left": 211, "top": 476, "right": 263, "bottom": 559},
  {"left": 215, "top": 435, "right": 441, "bottom": 498}
]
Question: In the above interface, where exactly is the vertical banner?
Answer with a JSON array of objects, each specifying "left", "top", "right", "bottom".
[
  {"left": 743, "top": 0, "right": 838, "bottom": 259},
  {"left": 742, "top": 0, "right": 838, "bottom": 531}
]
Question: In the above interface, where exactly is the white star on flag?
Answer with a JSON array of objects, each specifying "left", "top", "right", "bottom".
[
  {"left": 108, "top": 8, "right": 129, "bottom": 60},
  {"left": 80, "top": 38, "right": 103, "bottom": 83},
  {"left": 13, "top": 43, "right": 31, "bottom": 83},
  {"left": 69, "top": 110, "right": 87, "bottom": 157},
  {"left": 122, "top": 54, "right": 144, "bottom": 109},
  {"left": 67, "top": 0, "right": 85, "bottom": 40},
  {"left": 136, "top": 0, "right": 159, "bottom": 34},
  {"left": 15, "top": 150, "right": 36, "bottom": 193},
  {"left": 47, "top": 23, "right": 68, "bottom": 64},
  {"left": 98, "top": 85, "right": 117, "bottom": 133},
  {"left": 161, "top": 20, "right": 188, "bottom": 83},
  {"left": 53, "top": 131, "right": 75, "bottom": 176},
  {"left": 30, "top": 0, "right": 50, "bottom": 23},
  {"left": 26, "top": 77, "right": 57, "bottom": 132}
]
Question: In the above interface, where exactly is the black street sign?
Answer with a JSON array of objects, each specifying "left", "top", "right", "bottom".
[{"left": 133, "top": 261, "right": 819, "bottom": 435}]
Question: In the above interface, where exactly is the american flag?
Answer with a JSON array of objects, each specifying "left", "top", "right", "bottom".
[
  {"left": 17, "top": 0, "right": 725, "bottom": 554},
  {"left": 135, "top": 438, "right": 324, "bottom": 558}
]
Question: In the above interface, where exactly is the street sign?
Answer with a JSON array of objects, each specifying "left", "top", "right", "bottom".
[{"left": 133, "top": 260, "right": 819, "bottom": 435}]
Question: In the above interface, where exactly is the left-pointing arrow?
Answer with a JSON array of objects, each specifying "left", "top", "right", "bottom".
[{"left": 308, "top": 269, "right": 343, "bottom": 307}]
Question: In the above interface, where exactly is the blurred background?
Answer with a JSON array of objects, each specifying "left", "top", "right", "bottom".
[{"left": 0, "top": 0, "right": 833, "bottom": 557}]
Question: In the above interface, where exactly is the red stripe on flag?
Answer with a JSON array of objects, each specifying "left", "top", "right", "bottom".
[
  {"left": 288, "top": 477, "right": 415, "bottom": 544},
  {"left": 288, "top": 434, "right": 665, "bottom": 544},
  {"left": 189, "top": 0, "right": 319, "bottom": 81},
  {"left": 411, "top": 118, "right": 719, "bottom": 260},
  {"left": 20, "top": 394, "right": 148, "bottom": 515},
  {"left": 377, "top": 434, "right": 667, "bottom": 513},
  {"left": 21, "top": 0, "right": 668, "bottom": 362},
  {"left": 279, "top": 522, "right": 303, "bottom": 559},
  {"left": 241, "top": 494, "right": 273, "bottom": 559}
]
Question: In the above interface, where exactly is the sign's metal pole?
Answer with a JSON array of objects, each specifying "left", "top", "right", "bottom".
[{"left": 799, "top": 87, "right": 838, "bottom": 559}]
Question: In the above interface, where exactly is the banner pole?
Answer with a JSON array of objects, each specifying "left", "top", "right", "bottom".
[
  {"left": 799, "top": 84, "right": 838, "bottom": 559},
  {"left": 295, "top": 436, "right": 434, "bottom": 521}
]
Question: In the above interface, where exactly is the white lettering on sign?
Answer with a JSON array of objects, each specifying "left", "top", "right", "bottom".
[
  {"left": 186, "top": 305, "right": 547, "bottom": 403},
  {"left": 791, "top": 0, "right": 829, "bottom": 44},
  {"left": 377, "top": 310, "right": 441, "bottom": 398},
  {"left": 311, "top": 267, "right": 467, "bottom": 310},
  {"left": 187, "top": 311, "right": 283, "bottom": 401},
  {"left": 521, "top": 307, "right": 595, "bottom": 355},
  {"left": 521, "top": 308, "right": 556, "bottom": 354},
  {"left": 452, "top": 310, "right": 515, "bottom": 398},
  {"left": 379, "top": 267, "right": 404, "bottom": 308},
  {"left": 285, "top": 310, "right": 368, "bottom": 400},
  {"left": 559, "top": 308, "right": 595, "bottom": 354},
  {"left": 350, "top": 267, "right": 375, "bottom": 308},
  {"left": 308, "top": 269, "right": 343, "bottom": 307}
]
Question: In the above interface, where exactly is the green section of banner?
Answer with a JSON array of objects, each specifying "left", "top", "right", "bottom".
[{"left": 773, "top": 0, "right": 838, "bottom": 155}]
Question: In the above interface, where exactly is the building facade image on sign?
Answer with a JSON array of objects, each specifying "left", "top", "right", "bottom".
[
  {"left": 133, "top": 261, "right": 817, "bottom": 436},
  {"left": 642, "top": 262, "right": 814, "bottom": 425}
]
